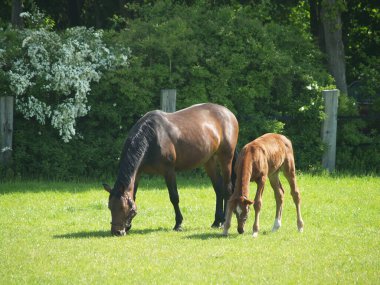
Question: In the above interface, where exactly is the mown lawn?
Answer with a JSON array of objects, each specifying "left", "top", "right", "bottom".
[{"left": 0, "top": 174, "right": 379, "bottom": 284}]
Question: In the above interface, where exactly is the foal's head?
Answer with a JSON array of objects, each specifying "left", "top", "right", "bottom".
[
  {"left": 103, "top": 183, "right": 137, "bottom": 236},
  {"left": 230, "top": 196, "right": 254, "bottom": 234}
]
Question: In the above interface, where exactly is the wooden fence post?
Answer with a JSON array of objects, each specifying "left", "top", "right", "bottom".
[
  {"left": 321, "top": 89, "right": 339, "bottom": 172},
  {"left": 160, "top": 89, "right": 176, "bottom": 113},
  {"left": 0, "top": 96, "right": 14, "bottom": 167}
]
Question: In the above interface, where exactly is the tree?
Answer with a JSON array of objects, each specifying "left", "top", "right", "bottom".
[
  {"left": 3, "top": 8, "right": 130, "bottom": 142},
  {"left": 308, "top": 0, "right": 347, "bottom": 94},
  {"left": 11, "top": 0, "right": 23, "bottom": 28},
  {"left": 320, "top": 0, "right": 347, "bottom": 94}
]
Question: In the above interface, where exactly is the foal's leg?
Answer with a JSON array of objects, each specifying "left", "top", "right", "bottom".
[
  {"left": 252, "top": 176, "right": 266, "bottom": 238},
  {"left": 222, "top": 199, "right": 234, "bottom": 236},
  {"left": 164, "top": 170, "right": 183, "bottom": 231},
  {"left": 283, "top": 157, "right": 304, "bottom": 232},
  {"left": 204, "top": 158, "right": 224, "bottom": 227},
  {"left": 269, "top": 173, "right": 284, "bottom": 232}
]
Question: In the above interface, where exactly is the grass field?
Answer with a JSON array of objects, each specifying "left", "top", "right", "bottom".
[{"left": 0, "top": 174, "right": 379, "bottom": 284}]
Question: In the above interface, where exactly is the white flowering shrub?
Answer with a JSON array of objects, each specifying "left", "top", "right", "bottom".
[{"left": 8, "top": 12, "right": 129, "bottom": 142}]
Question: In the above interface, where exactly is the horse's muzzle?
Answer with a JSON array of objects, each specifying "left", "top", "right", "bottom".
[{"left": 111, "top": 223, "right": 132, "bottom": 236}]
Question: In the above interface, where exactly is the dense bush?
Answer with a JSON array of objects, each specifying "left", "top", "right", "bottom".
[{"left": 5, "top": 1, "right": 374, "bottom": 179}]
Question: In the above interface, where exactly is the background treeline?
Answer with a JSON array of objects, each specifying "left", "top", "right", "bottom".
[{"left": 0, "top": 0, "right": 379, "bottom": 179}]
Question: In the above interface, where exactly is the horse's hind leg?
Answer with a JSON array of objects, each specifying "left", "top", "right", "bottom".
[
  {"left": 164, "top": 170, "right": 183, "bottom": 231},
  {"left": 283, "top": 157, "right": 304, "bottom": 232},
  {"left": 204, "top": 158, "right": 224, "bottom": 227},
  {"left": 219, "top": 152, "right": 235, "bottom": 216},
  {"left": 269, "top": 172, "right": 284, "bottom": 232}
]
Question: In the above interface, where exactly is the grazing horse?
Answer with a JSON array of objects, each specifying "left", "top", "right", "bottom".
[
  {"left": 223, "top": 133, "right": 304, "bottom": 237},
  {"left": 103, "top": 103, "right": 239, "bottom": 236}
]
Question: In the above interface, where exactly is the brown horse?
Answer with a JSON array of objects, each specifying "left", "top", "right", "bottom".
[
  {"left": 103, "top": 103, "right": 239, "bottom": 236},
  {"left": 223, "top": 133, "right": 304, "bottom": 237}
]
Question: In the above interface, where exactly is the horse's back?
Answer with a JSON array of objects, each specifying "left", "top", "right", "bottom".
[
  {"left": 161, "top": 103, "right": 238, "bottom": 170},
  {"left": 167, "top": 103, "right": 238, "bottom": 145}
]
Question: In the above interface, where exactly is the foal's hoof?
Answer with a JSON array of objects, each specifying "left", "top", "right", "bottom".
[
  {"left": 272, "top": 219, "right": 281, "bottom": 232},
  {"left": 173, "top": 225, "right": 183, "bottom": 231},
  {"left": 298, "top": 220, "right": 304, "bottom": 233}
]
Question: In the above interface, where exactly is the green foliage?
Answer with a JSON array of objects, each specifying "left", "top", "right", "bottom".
[
  {"left": 1, "top": 176, "right": 379, "bottom": 283},
  {"left": 6, "top": 0, "right": 378, "bottom": 178},
  {"left": 4, "top": 1, "right": 331, "bottom": 179},
  {"left": 335, "top": 93, "right": 380, "bottom": 173}
]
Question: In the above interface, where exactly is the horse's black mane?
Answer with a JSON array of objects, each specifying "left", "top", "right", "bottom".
[{"left": 112, "top": 112, "right": 159, "bottom": 195}]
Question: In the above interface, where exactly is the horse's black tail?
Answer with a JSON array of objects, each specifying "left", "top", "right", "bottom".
[{"left": 230, "top": 148, "right": 239, "bottom": 194}]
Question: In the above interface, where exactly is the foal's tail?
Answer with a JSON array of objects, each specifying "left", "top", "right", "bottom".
[{"left": 230, "top": 148, "right": 239, "bottom": 194}]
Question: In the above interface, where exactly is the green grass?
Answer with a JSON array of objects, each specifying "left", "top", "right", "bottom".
[{"left": 0, "top": 174, "right": 379, "bottom": 284}]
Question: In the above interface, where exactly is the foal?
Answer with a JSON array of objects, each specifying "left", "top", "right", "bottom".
[{"left": 223, "top": 133, "right": 304, "bottom": 237}]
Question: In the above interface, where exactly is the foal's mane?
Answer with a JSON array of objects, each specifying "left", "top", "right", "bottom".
[{"left": 112, "top": 112, "right": 159, "bottom": 194}]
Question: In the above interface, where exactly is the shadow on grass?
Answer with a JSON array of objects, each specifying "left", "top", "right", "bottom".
[
  {"left": 53, "top": 230, "right": 110, "bottom": 239},
  {"left": 184, "top": 232, "right": 228, "bottom": 240},
  {"left": 53, "top": 227, "right": 169, "bottom": 239}
]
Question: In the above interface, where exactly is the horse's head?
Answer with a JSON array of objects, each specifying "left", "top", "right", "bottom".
[
  {"left": 103, "top": 183, "right": 137, "bottom": 236},
  {"left": 232, "top": 196, "right": 254, "bottom": 234}
]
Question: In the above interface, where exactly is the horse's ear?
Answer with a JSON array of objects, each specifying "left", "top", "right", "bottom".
[{"left": 103, "top": 183, "right": 112, "bottom": 193}]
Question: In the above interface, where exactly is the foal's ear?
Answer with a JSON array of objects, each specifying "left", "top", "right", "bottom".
[
  {"left": 240, "top": 196, "right": 254, "bottom": 206},
  {"left": 102, "top": 183, "right": 112, "bottom": 193}
]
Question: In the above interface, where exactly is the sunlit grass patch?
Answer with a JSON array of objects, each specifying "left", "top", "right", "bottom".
[{"left": 0, "top": 174, "right": 379, "bottom": 284}]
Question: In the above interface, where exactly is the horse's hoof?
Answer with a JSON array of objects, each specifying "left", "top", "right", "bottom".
[
  {"left": 173, "top": 225, "right": 183, "bottom": 231},
  {"left": 252, "top": 231, "right": 259, "bottom": 238},
  {"left": 298, "top": 227, "right": 304, "bottom": 233},
  {"left": 211, "top": 221, "right": 223, "bottom": 228}
]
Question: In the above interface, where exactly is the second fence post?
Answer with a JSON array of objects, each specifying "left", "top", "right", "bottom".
[
  {"left": 321, "top": 89, "right": 339, "bottom": 172},
  {"left": 0, "top": 96, "right": 14, "bottom": 167},
  {"left": 160, "top": 89, "right": 176, "bottom": 113}
]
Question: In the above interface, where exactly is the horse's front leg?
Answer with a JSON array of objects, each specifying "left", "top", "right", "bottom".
[{"left": 164, "top": 171, "right": 183, "bottom": 231}]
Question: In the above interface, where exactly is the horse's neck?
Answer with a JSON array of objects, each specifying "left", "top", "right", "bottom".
[
  {"left": 115, "top": 117, "right": 156, "bottom": 193},
  {"left": 115, "top": 139, "right": 149, "bottom": 193},
  {"left": 236, "top": 155, "right": 253, "bottom": 198}
]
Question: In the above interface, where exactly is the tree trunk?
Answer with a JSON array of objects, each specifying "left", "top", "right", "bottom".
[
  {"left": 68, "top": 0, "right": 81, "bottom": 26},
  {"left": 321, "top": 0, "right": 348, "bottom": 94},
  {"left": 309, "top": 0, "right": 325, "bottom": 51},
  {"left": 11, "top": 0, "right": 23, "bottom": 28}
]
